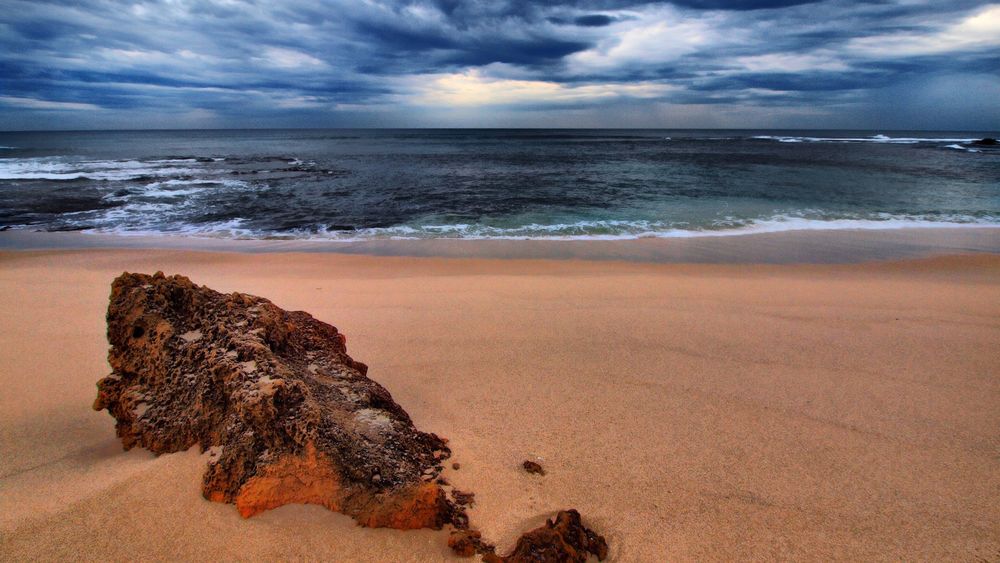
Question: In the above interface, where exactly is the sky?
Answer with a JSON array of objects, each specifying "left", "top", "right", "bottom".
[{"left": 1, "top": 0, "right": 998, "bottom": 130}]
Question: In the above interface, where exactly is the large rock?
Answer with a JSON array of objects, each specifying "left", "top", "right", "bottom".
[{"left": 94, "top": 272, "right": 457, "bottom": 528}]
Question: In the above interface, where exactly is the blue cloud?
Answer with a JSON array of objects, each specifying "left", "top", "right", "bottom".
[
  {"left": 574, "top": 14, "right": 616, "bottom": 26},
  {"left": 668, "top": 0, "right": 823, "bottom": 10}
]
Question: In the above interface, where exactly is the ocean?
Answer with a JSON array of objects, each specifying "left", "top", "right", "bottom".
[{"left": 1, "top": 129, "right": 998, "bottom": 240}]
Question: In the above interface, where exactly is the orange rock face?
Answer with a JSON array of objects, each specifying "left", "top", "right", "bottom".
[{"left": 94, "top": 272, "right": 457, "bottom": 529}]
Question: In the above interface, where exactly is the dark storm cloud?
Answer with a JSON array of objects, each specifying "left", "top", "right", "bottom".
[
  {"left": 0, "top": 0, "right": 997, "bottom": 129},
  {"left": 349, "top": 18, "right": 590, "bottom": 67},
  {"left": 573, "top": 14, "right": 616, "bottom": 26}
]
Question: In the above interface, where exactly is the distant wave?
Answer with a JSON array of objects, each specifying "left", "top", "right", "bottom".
[
  {"left": 751, "top": 134, "right": 979, "bottom": 144},
  {"left": 0, "top": 157, "right": 215, "bottom": 181},
  {"left": 943, "top": 143, "right": 982, "bottom": 153}
]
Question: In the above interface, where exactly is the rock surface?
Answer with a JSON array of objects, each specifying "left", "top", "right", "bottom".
[{"left": 94, "top": 272, "right": 458, "bottom": 528}]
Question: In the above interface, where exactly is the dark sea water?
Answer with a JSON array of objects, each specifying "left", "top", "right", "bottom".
[{"left": 1, "top": 129, "right": 998, "bottom": 240}]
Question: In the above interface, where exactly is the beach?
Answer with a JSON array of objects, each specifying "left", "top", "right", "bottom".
[{"left": 1, "top": 238, "right": 998, "bottom": 561}]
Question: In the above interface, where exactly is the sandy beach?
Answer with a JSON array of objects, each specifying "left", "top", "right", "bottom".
[{"left": 1, "top": 246, "right": 998, "bottom": 561}]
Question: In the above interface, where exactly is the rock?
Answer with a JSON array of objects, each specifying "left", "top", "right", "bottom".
[
  {"left": 971, "top": 137, "right": 998, "bottom": 146},
  {"left": 448, "top": 529, "right": 494, "bottom": 558},
  {"left": 93, "top": 272, "right": 460, "bottom": 529},
  {"left": 452, "top": 462, "right": 461, "bottom": 470},
  {"left": 523, "top": 460, "right": 545, "bottom": 475},
  {"left": 488, "top": 510, "right": 609, "bottom": 562},
  {"left": 449, "top": 510, "right": 609, "bottom": 561},
  {"left": 452, "top": 489, "right": 475, "bottom": 507}
]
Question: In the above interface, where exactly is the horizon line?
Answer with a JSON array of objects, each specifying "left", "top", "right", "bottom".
[{"left": 2, "top": 127, "right": 999, "bottom": 134}]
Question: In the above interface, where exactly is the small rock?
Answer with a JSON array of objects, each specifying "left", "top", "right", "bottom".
[
  {"left": 452, "top": 462, "right": 461, "bottom": 470},
  {"left": 448, "top": 529, "right": 490, "bottom": 558},
  {"left": 452, "top": 489, "right": 475, "bottom": 507},
  {"left": 495, "top": 509, "right": 608, "bottom": 562},
  {"left": 523, "top": 460, "right": 545, "bottom": 476}
]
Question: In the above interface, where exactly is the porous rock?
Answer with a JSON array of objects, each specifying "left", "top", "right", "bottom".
[{"left": 93, "top": 272, "right": 458, "bottom": 528}]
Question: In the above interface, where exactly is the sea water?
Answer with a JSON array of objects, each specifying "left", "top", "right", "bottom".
[{"left": 1, "top": 129, "right": 997, "bottom": 240}]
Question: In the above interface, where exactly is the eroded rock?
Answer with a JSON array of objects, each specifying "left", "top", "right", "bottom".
[{"left": 94, "top": 272, "right": 459, "bottom": 528}]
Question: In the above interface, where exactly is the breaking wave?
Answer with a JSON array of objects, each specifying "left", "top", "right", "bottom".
[{"left": 77, "top": 213, "right": 1000, "bottom": 242}]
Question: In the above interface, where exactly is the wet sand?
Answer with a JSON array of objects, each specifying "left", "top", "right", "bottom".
[
  {"left": 2, "top": 226, "right": 999, "bottom": 263},
  {"left": 1, "top": 248, "right": 998, "bottom": 561}
]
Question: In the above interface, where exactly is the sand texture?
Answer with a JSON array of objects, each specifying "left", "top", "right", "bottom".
[{"left": 1, "top": 249, "right": 998, "bottom": 561}]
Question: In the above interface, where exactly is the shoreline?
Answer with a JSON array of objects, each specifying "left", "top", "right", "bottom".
[
  {"left": 2, "top": 226, "right": 999, "bottom": 263},
  {"left": 1, "top": 248, "right": 998, "bottom": 560}
]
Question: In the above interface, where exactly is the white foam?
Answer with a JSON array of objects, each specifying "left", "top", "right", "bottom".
[
  {"left": 85, "top": 218, "right": 256, "bottom": 238},
  {"left": 71, "top": 212, "right": 1000, "bottom": 243},
  {"left": 942, "top": 143, "right": 984, "bottom": 153},
  {"left": 140, "top": 179, "right": 249, "bottom": 196},
  {"left": 139, "top": 186, "right": 205, "bottom": 198},
  {"left": 213, "top": 214, "right": 1000, "bottom": 242}
]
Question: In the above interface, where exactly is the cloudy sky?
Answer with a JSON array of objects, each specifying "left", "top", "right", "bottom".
[{"left": 1, "top": 0, "right": 998, "bottom": 130}]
